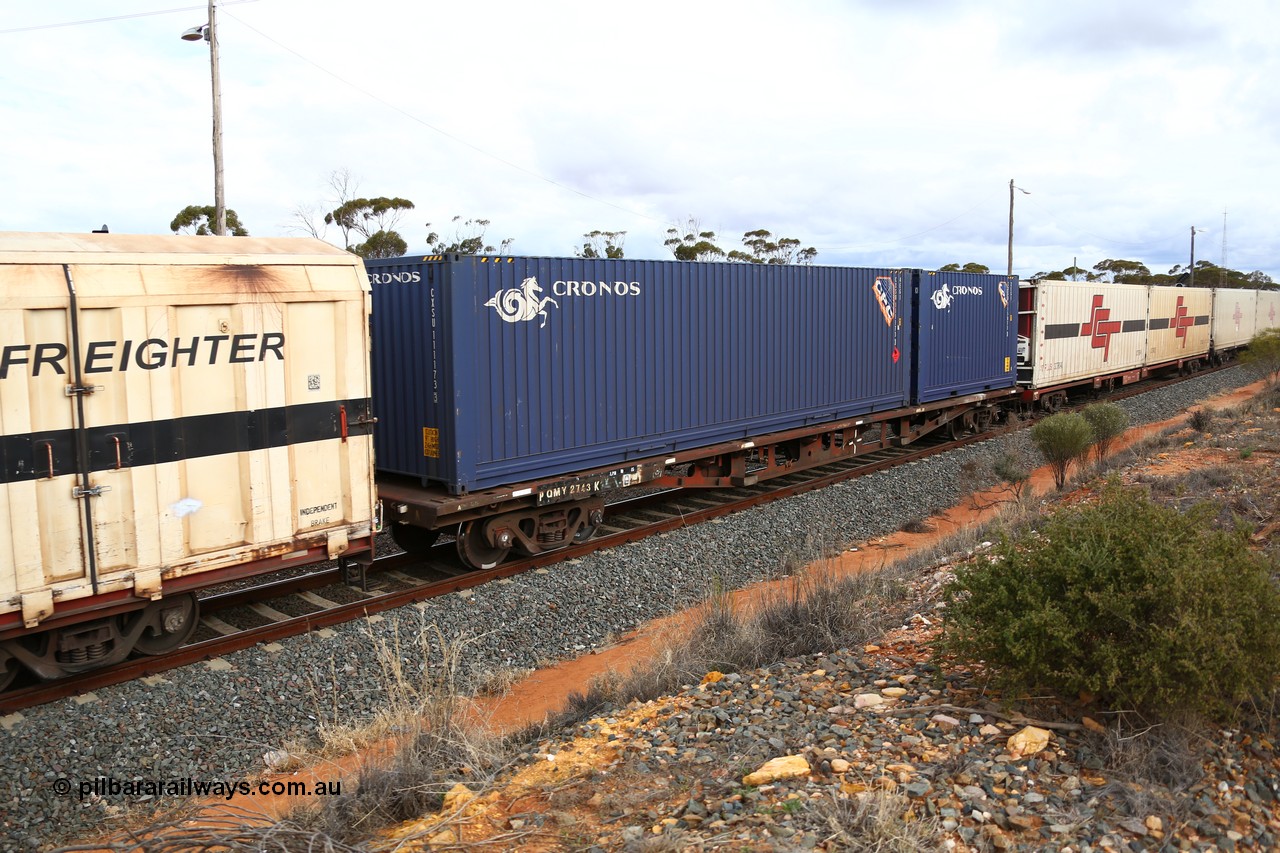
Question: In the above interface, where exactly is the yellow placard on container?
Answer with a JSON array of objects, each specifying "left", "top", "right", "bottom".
[{"left": 422, "top": 427, "right": 440, "bottom": 458}]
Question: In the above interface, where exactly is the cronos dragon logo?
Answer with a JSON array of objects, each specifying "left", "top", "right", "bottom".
[
  {"left": 930, "top": 280, "right": 984, "bottom": 311},
  {"left": 484, "top": 277, "right": 558, "bottom": 328},
  {"left": 930, "top": 282, "right": 953, "bottom": 310}
]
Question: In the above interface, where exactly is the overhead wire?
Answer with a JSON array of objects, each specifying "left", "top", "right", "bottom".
[
  {"left": 3, "top": 2, "right": 673, "bottom": 228},
  {"left": 219, "top": 8, "right": 671, "bottom": 227},
  {"left": 0, "top": 2, "right": 258, "bottom": 35},
  {"left": 1016, "top": 194, "right": 1183, "bottom": 252},
  {"left": 815, "top": 191, "right": 1004, "bottom": 251}
]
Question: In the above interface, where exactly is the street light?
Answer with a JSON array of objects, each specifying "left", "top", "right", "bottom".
[
  {"left": 180, "top": 1, "right": 225, "bottom": 236},
  {"left": 1007, "top": 179, "right": 1030, "bottom": 277},
  {"left": 1189, "top": 226, "right": 1205, "bottom": 288}
]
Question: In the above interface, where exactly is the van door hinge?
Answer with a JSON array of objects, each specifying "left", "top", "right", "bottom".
[
  {"left": 73, "top": 484, "right": 111, "bottom": 499},
  {"left": 65, "top": 384, "right": 104, "bottom": 397}
]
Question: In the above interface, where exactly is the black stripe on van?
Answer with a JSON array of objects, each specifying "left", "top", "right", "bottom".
[
  {"left": 1042, "top": 323, "right": 1081, "bottom": 340},
  {"left": 0, "top": 397, "right": 373, "bottom": 486}
]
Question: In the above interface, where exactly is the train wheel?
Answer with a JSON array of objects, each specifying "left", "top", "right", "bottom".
[
  {"left": 129, "top": 594, "right": 200, "bottom": 656},
  {"left": 0, "top": 647, "right": 16, "bottom": 692},
  {"left": 390, "top": 522, "right": 440, "bottom": 556},
  {"left": 572, "top": 505, "right": 605, "bottom": 544},
  {"left": 456, "top": 521, "right": 511, "bottom": 570}
]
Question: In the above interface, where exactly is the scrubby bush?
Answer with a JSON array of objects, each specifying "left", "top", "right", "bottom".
[
  {"left": 938, "top": 482, "right": 1280, "bottom": 719},
  {"left": 992, "top": 450, "right": 1031, "bottom": 501},
  {"left": 1240, "top": 328, "right": 1280, "bottom": 388},
  {"left": 1030, "top": 412, "right": 1093, "bottom": 489},
  {"left": 1187, "top": 408, "right": 1213, "bottom": 433},
  {"left": 1081, "top": 402, "right": 1129, "bottom": 463}
]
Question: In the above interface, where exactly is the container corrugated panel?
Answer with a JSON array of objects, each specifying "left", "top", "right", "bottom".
[
  {"left": 1258, "top": 291, "right": 1280, "bottom": 335},
  {"left": 912, "top": 270, "right": 1017, "bottom": 403},
  {"left": 1211, "top": 289, "right": 1257, "bottom": 349},
  {"left": 0, "top": 233, "right": 375, "bottom": 624},
  {"left": 1025, "top": 280, "right": 1148, "bottom": 388},
  {"left": 368, "top": 256, "right": 912, "bottom": 494},
  {"left": 1146, "top": 287, "right": 1211, "bottom": 364}
]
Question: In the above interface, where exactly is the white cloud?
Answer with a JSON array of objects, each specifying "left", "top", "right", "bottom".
[{"left": 1, "top": 0, "right": 1277, "bottom": 279}]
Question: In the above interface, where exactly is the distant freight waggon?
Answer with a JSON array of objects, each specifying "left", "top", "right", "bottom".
[{"left": 1015, "top": 279, "right": 1274, "bottom": 408}]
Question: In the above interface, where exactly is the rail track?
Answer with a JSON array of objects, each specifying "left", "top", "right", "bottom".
[{"left": 0, "top": 366, "right": 1227, "bottom": 712}]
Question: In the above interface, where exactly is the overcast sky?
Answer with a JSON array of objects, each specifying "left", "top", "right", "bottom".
[{"left": 2, "top": 0, "right": 1277, "bottom": 279}]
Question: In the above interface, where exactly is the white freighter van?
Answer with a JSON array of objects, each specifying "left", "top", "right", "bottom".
[{"left": 0, "top": 232, "right": 375, "bottom": 686}]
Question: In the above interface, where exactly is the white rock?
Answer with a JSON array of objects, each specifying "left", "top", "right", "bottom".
[{"left": 854, "top": 693, "right": 885, "bottom": 709}]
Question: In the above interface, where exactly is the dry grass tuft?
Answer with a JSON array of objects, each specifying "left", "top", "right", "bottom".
[
  {"left": 292, "top": 621, "right": 509, "bottom": 843},
  {"left": 53, "top": 807, "right": 366, "bottom": 852},
  {"left": 900, "top": 518, "right": 934, "bottom": 534},
  {"left": 1092, "top": 715, "right": 1207, "bottom": 827},
  {"left": 804, "top": 790, "right": 946, "bottom": 852},
  {"left": 113, "top": 619, "right": 517, "bottom": 851}
]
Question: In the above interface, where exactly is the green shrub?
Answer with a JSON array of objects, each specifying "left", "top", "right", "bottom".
[
  {"left": 938, "top": 482, "right": 1280, "bottom": 719},
  {"left": 1081, "top": 402, "right": 1129, "bottom": 462},
  {"left": 1240, "top": 329, "right": 1280, "bottom": 388},
  {"left": 1030, "top": 412, "right": 1094, "bottom": 489},
  {"left": 992, "top": 450, "right": 1031, "bottom": 501},
  {"left": 1187, "top": 408, "right": 1213, "bottom": 433}
]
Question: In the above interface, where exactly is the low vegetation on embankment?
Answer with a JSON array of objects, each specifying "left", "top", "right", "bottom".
[{"left": 115, "top": 382, "right": 1280, "bottom": 852}]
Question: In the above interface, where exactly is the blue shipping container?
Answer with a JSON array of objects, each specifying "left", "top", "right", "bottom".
[
  {"left": 368, "top": 256, "right": 913, "bottom": 494},
  {"left": 911, "top": 270, "right": 1018, "bottom": 404}
]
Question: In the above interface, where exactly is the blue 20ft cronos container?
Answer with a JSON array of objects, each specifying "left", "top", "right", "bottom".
[
  {"left": 367, "top": 256, "right": 912, "bottom": 495},
  {"left": 911, "top": 270, "right": 1018, "bottom": 404}
]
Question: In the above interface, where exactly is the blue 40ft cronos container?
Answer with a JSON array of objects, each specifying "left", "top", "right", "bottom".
[
  {"left": 367, "top": 256, "right": 913, "bottom": 495},
  {"left": 911, "top": 270, "right": 1018, "bottom": 404}
]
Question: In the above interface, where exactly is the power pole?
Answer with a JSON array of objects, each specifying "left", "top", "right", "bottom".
[
  {"left": 209, "top": 0, "right": 226, "bottom": 236},
  {"left": 181, "top": 0, "right": 226, "bottom": 236},
  {"left": 1007, "top": 179, "right": 1014, "bottom": 277},
  {"left": 1007, "top": 179, "right": 1029, "bottom": 278},
  {"left": 1220, "top": 209, "right": 1228, "bottom": 288},
  {"left": 1189, "top": 226, "right": 1204, "bottom": 288}
]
